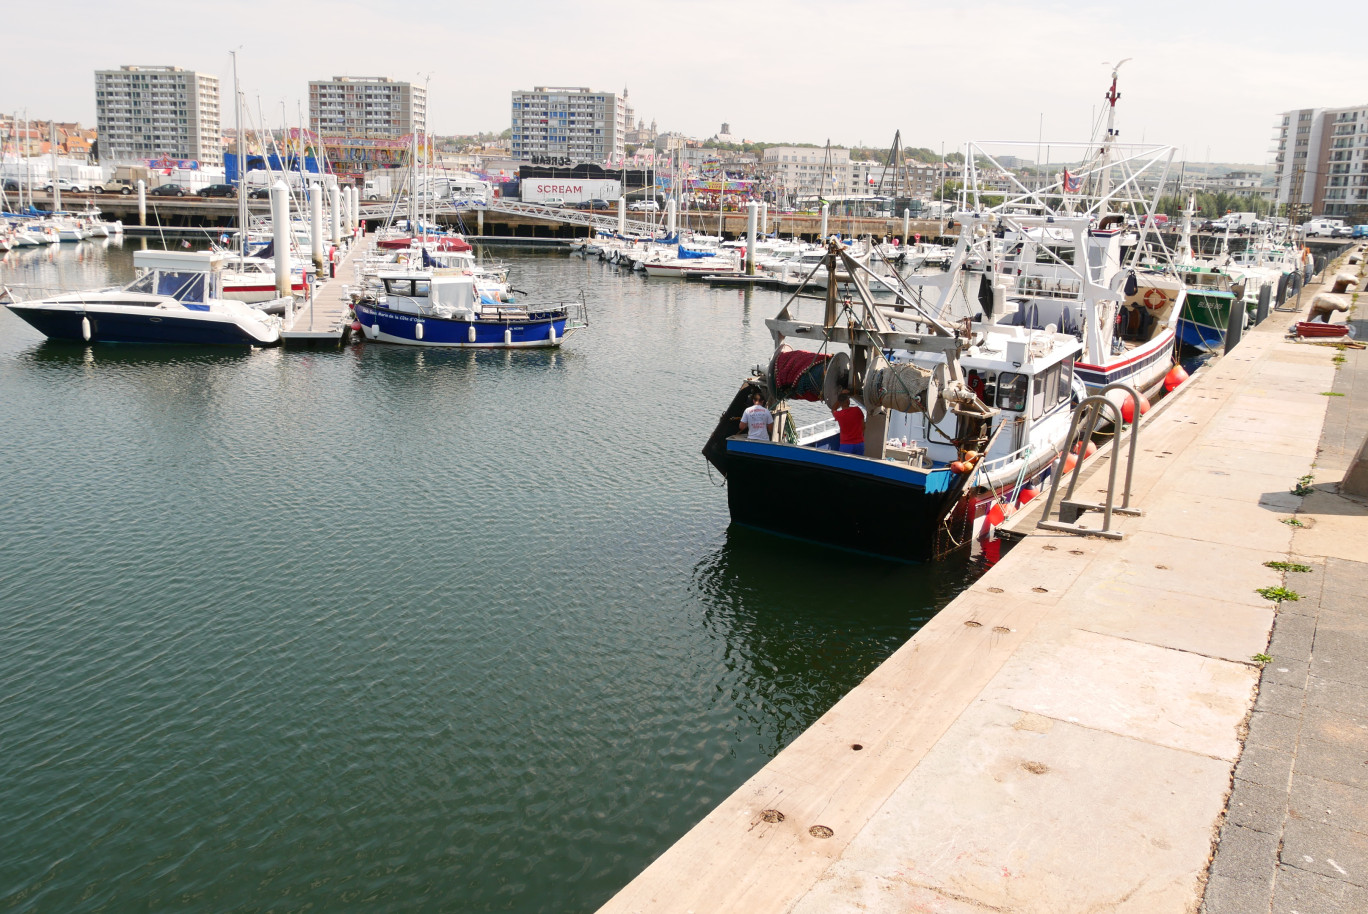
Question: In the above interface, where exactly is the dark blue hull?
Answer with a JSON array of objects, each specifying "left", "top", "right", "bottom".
[
  {"left": 723, "top": 438, "right": 967, "bottom": 562},
  {"left": 6, "top": 306, "right": 270, "bottom": 345},
  {"left": 354, "top": 300, "right": 569, "bottom": 348},
  {"left": 1176, "top": 318, "right": 1224, "bottom": 352}
]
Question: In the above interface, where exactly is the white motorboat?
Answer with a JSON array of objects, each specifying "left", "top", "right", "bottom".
[{"left": 3, "top": 250, "right": 285, "bottom": 345}]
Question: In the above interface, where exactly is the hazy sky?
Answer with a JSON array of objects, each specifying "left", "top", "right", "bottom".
[{"left": 7, "top": 0, "right": 1366, "bottom": 164}]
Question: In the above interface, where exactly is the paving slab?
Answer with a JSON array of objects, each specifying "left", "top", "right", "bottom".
[
  {"left": 791, "top": 702, "right": 1231, "bottom": 914},
  {"left": 1233, "top": 740, "right": 1296, "bottom": 790},
  {"left": 1279, "top": 816, "right": 1368, "bottom": 888},
  {"left": 983, "top": 627, "right": 1257, "bottom": 761},
  {"left": 1081, "top": 530, "right": 1283, "bottom": 611},
  {"left": 1057, "top": 579, "right": 1272, "bottom": 664},
  {"left": 1271, "top": 861, "right": 1368, "bottom": 913},
  {"left": 1132, "top": 490, "right": 1295, "bottom": 553},
  {"left": 1287, "top": 773, "right": 1368, "bottom": 836}
]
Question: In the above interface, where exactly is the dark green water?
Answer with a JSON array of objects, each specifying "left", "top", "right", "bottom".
[{"left": 0, "top": 240, "right": 981, "bottom": 913}]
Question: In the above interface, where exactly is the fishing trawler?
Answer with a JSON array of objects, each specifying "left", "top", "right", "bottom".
[{"left": 702, "top": 65, "right": 1184, "bottom": 560}]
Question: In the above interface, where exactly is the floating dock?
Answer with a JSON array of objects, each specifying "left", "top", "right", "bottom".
[
  {"left": 280, "top": 236, "right": 369, "bottom": 345},
  {"left": 598, "top": 247, "right": 1368, "bottom": 913}
]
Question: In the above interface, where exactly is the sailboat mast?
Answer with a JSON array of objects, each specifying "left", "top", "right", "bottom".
[{"left": 232, "top": 50, "right": 247, "bottom": 266}]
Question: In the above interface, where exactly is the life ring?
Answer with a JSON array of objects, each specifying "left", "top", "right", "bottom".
[{"left": 1143, "top": 287, "right": 1167, "bottom": 310}]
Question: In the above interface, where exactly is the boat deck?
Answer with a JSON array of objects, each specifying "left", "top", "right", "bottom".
[{"left": 281, "top": 235, "right": 369, "bottom": 344}]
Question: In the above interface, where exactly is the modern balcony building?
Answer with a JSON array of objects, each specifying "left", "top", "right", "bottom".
[
  {"left": 510, "top": 87, "right": 631, "bottom": 165},
  {"left": 94, "top": 65, "right": 221, "bottom": 167},
  {"left": 1270, "top": 104, "right": 1368, "bottom": 218}
]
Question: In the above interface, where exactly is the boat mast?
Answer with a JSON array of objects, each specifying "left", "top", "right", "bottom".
[
  {"left": 1095, "top": 59, "right": 1130, "bottom": 217},
  {"left": 408, "top": 121, "right": 418, "bottom": 235},
  {"left": 231, "top": 49, "right": 247, "bottom": 267}
]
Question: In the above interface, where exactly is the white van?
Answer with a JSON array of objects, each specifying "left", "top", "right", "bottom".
[{"left": 1304, "top": 218, "right": 1344, "bottom": 237}]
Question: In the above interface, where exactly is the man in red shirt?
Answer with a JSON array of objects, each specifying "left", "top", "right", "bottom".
[{"left": 832, "top": 391, "right": 865, "bottom": 455}]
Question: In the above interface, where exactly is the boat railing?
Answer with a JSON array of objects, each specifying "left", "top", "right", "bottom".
[
  {"left": 794, "top": 417, "right": 838, "bottom": 445},
  {"left": 1017, "top": 276, "right": 1082, "bottom": 299},
  {"left": 973, "top": 440, "right": 1036, "bottom": 477}
]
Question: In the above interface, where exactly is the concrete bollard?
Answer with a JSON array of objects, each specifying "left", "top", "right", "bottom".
[
  {"left": 310, "top": 183, "right": 325, "bottom": 277},
  {"left": 270, "top": 180, "right": 291, "bottom": 300},
  {"left": 328, "top": 184, "right": 341, "bottom": 245},
  {"left": 745, "top": 202, "right": 758, "bottom": 276},
  {"left": 1256, "top": 283, "right": 1271, "bottom": 324},
  {"left": 1343, "top": 434, "right": 1368, "bottom": 498},
  {"left": 137, "top": 180, "right": 146, "bottom": 227}
]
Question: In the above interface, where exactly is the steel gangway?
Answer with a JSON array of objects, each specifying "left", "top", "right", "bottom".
[{"left": 355, "top": 200, "right": 663, "bottom": 237}]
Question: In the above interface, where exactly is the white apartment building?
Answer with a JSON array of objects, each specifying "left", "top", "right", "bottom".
[
  {"left": 510, "top": 87, "right": 629, "bottom": 165},
  {"left": 308, "top": 76, "right": 426, "bottom": 138},
  {"left": 94, "top": 65, "right": 221, "bottom": 166},
  {"left": 1271, "top": 103, "right": 1368, "bottom": 217},
  {"left": 847, "top": 160, "right": 943, "bottom": 198},
  {"left": 762, "top": 146, "right": 850, "bottom": 200}
]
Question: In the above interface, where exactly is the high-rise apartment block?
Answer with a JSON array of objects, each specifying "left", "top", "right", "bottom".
[
  {"left": 510, "top": 87, "right": 630, "bottom": 165},
  {"left": 307, "top": 76, "right": 427, "bottom": 178},
  {"left": 94, "top": 65, "right": 221, "bottom": 166},
  {"left": 1271, "top": 104, "right": 1368, "bottom": 218}
]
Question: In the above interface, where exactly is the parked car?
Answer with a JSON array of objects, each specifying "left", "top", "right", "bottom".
[
  {"left": 540, "top": 196, "right": 567, "bottom": 207},
  {"left": 43, "top": 177, "right": 87, "bottom": 194},
  {"left": 246, "top": 187, "right": 271, "bottom": 199},
  {"left": 2, "top": 179, "right": 21, "bottom": 192},
  {"left": 1352, "top": 225, "right": 1368, "bottom": 239},
  {"left": 199, "top": 183, "right": 237, "bottom": 198},
  {"left": 629, "top": 199, "right": 661, "bottom": 212},
  {"left": 1331, "top": 224, "right": 1355, "bottom": 238},
  {"left": 99, "top": 179, "right": 136, "bottom": 195},
  {"left": 149, "top": 184, "right": 188, "bottom": 197}
]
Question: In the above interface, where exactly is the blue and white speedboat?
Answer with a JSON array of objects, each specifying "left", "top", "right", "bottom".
[
  {"left": 352, "top": 267, "right": 586, "bottom": 348},
  {"left": 2, "top": 250, "right": 285, "bottom": 345}
]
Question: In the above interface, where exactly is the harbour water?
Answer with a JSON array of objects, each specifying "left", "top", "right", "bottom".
[{"left": 0, "top": 241, "right": 983, "bottom": 912}]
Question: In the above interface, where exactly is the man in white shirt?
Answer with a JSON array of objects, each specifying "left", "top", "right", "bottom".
[{"left": 739, "top": 390, "right": 774, "bottom": 440}]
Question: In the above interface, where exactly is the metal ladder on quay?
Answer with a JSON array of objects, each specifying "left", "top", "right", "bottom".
[{"left": 1035, "top": 383, "right": 1145, "bottom": 540}]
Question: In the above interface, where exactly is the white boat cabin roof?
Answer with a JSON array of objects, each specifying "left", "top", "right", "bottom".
[{"left": 132, "top": 250, "right": 228, "bottom": 274}]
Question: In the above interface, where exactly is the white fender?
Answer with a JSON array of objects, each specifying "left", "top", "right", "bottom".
[
  {"left": 548, "top": 324, "right": 558, "bottom": 345},
  {"left": 503, "top": 327, "right": 512, "bottom": 346},
  {"left": 467, "top": 323, "right": 476, "bottom": 342},
  {"left": 415, "top": 321, "right": 424, "bottom": 341},
  {"left": 81, "top": 316, "right": 91, "bottom": 341}
]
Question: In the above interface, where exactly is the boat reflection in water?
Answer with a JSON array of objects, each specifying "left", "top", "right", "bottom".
[{"left": 688, "top": 526, "right": 985, "bottom": 758}]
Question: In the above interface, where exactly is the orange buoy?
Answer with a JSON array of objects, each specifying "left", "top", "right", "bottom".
[
  {"left": 986, "top": 503, "right": 1006, "bottom": 527},
  {"left": 950, "top": 460, "right": 969, "bottom": 474},
  {"left": 1120, "top": 392, "right": 1151, "bottom": 424},
  {"left": 1018, "top": 487, "right": 1037, "bottom": 505},
  {"left": 1070, "top": 440, "right": 1098, "bottom": 458},
  {"left": 1164, "top": 365, "right": 1189, "bottom": 392},
  {"left": 1063, "top": 454, "right": 1078, "bottom": 473}
]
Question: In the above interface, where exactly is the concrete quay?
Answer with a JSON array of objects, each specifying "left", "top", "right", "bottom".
[{"left": 598, "top": 252, "right": 1367, "bottom": 912}]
